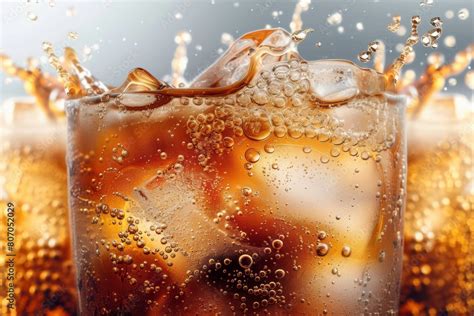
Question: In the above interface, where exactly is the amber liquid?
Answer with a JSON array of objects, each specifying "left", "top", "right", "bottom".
[
  {"left": 400, "top": 96, "right": 474, "bottom": 315},
  {"left": 0, "top": 100, "right": 77, "bottom": 315},
  {"left": 398, "top": 44, "right": 474, "bottom": 315},
  {"left": 63, "top": 27, "right": 407, "bottom": 315}
]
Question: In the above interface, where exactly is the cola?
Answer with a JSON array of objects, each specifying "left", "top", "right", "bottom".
[
  {"left": 64, "top": 28, "right": 407, "bottom": 314},
  {"left": 0, "top": 96, "right": 76, "bottom": 315}
]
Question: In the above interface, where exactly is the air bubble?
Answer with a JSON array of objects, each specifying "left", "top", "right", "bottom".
[
  {"left": 341, "top": 246, "right": 352, "bottom": 257},
  {"left": 272, "top": 239, "right": 284, "bottom": 250},
  {"left": 242, "top": 187, "right": 253, "bottom": 196},
  {"left": 275, "top": 269, "right": 286, "bottom": 279},
  {"left": 378, "top": 250, "right": 386, "bottom": 262},
  {"left": 264, "top": 143, "right": 275, "bottom": 153},
  {"left": 320, "top": 155, "right": 330, "bottom": 164},
  {"left": 238, "top": 254, "right": 253, "bottom": 268},
  {"left": 245, "top": 148, "right": 261, "bottom": 163},
  {"left": 243, "top": 116, "right": 272, "bottom": 140},
  {"left": 316, "top": 243, "right": 329, "bottom": 256}
]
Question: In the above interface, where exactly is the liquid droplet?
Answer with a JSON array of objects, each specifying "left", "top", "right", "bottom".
[
  {"left": 387, "top": 15, "right": 401, "bottom": 33},
  {"left": 358, "top": 51, "right": 371, "bottom": 63},
  {"left": 27, "top": 12, "right": 38, "bottom": 21},
  {"left": 327, "top": 12, "right": 342, "bottom": 25},
  {"left": 68, "top": 31, "right": 79, "bottom": 40},
  {"left": 465, "top": 71, "right": 474, "bottom": 90},
  {"left": 419, "top": 0, "right": 434, "bottom": 7},
  {"left": 291, "top": 28, "right": 314, "bottom": 42},
  {"left": 458, "top": 8, "right": 469, "bottom": 20},
  {"left": 443, "top": 35, "right": 456, "bottom": 48}
]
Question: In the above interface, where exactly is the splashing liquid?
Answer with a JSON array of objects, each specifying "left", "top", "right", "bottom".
[
  {"left": 403, "top": 44, "right": 473, "bottom": 118},
  {"left": 0, "top": 54, "right": 65, "bottom": 120},
  {"left": 385, "top": 16, "right": 423, "bottom": 91},
  {"left": 290, "top": 0, "right": 311, "bottom": 33},
  {"left": 171, "top": 31, "right": 192, "bottom": 87}
]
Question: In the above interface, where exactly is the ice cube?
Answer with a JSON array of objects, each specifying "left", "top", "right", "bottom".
[
  {"left": 307, "top": 60, "right": 384, "bottom": 102},
  {"left": 128, "top": 171, "right": 243, "bottom": 279},
  {"left": 213, "top": 139, "right": 380, "bottom": 247},
  {"left": 190, "top": 28, "right": 294, "bottom": 88}
]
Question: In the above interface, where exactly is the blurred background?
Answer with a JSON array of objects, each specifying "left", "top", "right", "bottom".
[{"left": 1, "top": 0, "right": 473, "bottom": 98}]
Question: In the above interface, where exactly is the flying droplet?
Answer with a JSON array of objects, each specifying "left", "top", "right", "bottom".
[
  {"left": 387, "top": 15, "right": 401, "bottom": 33},
  {"left": 27, "top": 12, "right": 38, "bottom": 21},
  {"left": 458, "top": 8, "right": 469, "bottom": 20},
  {"left": 327, "top": 12, "right": 342, "bottom": 26},
  {"left": 465, "top": 71, "right": 474, "bottom": 90},
  {"left": 443, "top": 35, "right": 456, "bottom": 48},
  {"left": 427, "top": 52, "right": 445, "bottom": 67},
  {"left": 221, "top": 33, "right": 234, "bottom": 46},
  {"left": 445, "top": 10, "right": 454, "bottom": 19},
  {"left": 419, "top": 0, "right": 434, "bottom": 7},
  {"left": 68, "top": 32, "right": 79, "bottom": 40},
  {"left": 66, "top": 7, "right": 76, "bottom": 17},
  {"left": 368, "top": 41, "right": 380, "bottom": 52},
  {"left": 358, "top": 51, "right": 371, "bottom": 63},
  {"left": 291, "top": 28, "right": 314, "bottom": 42}
]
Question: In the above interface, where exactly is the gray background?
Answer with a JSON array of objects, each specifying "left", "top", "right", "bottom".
[{"left": 1, "top": 0, "right": 473, "bottom": 99}]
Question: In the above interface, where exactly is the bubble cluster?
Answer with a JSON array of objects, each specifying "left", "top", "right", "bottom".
[{"left": 0, "top": 141, "right": 76, "bottom": 314}]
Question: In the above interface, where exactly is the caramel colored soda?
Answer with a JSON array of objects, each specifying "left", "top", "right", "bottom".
[
  {"left": 400, "top": 94, "right": 474, "bottom": 315},
  {"left": 0, "top": 98, "right": 77, "bottom": 315},
  {"left": 65, "top": 28, "right": 407, "bottom": 315},
  {"left": 398, "top": 44, "right": 474, "bottom": 315}
]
